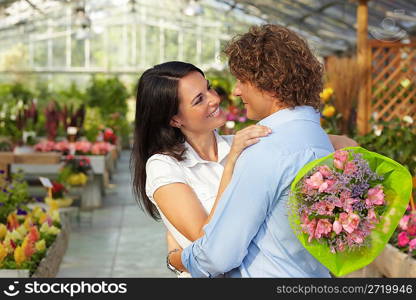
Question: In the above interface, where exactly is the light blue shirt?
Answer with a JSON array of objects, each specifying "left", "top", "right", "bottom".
[{"left": 181, "top": 106, "right": 334, "bottom": 278}]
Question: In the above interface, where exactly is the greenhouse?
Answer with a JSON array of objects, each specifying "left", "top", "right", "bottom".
[{"left": 0, "top": 0, "right": 415, "bottom": 281}]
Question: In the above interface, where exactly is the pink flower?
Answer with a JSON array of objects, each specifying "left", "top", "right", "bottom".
[
  {"left": 318, "top": 165, "right": 332, "bottom": 178},
  {"left": 340, "top": 191, "right": 351, "bottom": 202},
  {"left": 365, "top": 185, "right": 384, "bottom": 207},
  {"left": 367, "top": 208, "right": 378, "bottom": 224},
  {"left": 314, "top": 219, "right": 333, "bottom": 239},
  {"left": 343, "top": 161, "right": 357, "bottom": 175},
  {"left": 399, "top": 215, "right": 410, "bottom": 231},
  {"left": 407, "top": 221, "right": 416, "bottom": 236},
  {"left": 75, "top": 141, "right": 92, "bottom": 154},
  {"left": 337, "top": 240, "right": 346, "bottom": 252},
  {"left": 54, "top": 141, "right": 70, "bottom": 152},
  {"left": 398, "top": 231, "right": 410, "bottom": 247},
  {"left": 343, "top": 198, "right": 359, "bottom": 213},
  {"left": 339, "top": 212, "right": 360, "bottom": 234},
  {"left": 34, "top": 140, "right": 56, "bottom": 152},
  {"left": 333, "top": 150, "right": 348, "bottom": 170},
  {"left": 332, "top": 220, "right": 342, "bottom": 234},
  {"left": 348, "top": 230, "right": 365, "bottom": 244},
  {"left": 332, "top": 196, "right": 343, "bottom": 208},
  {"left": 305, "top": 171, "right": 324, "bottom": 189},
  {"left": 312, "top": 201, "right": 335, "bottom": 216},
  {"left": 409, "top": 238, "right": 416, "bottom": 251},
  {"left": 301, "top": 218, "right": 317, "bottom": 243}
]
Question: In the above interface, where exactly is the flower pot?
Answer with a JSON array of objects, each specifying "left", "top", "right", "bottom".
[
  {"left": 374, "top": 243, "right": 416, "bottom": 277},
  {"left": 45, "top": 197, "right": 74, "bottom": 208}
]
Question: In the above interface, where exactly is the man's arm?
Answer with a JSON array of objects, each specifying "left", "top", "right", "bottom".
[{"left": 179, "top": 144, "right": 281, "bottom": 277}]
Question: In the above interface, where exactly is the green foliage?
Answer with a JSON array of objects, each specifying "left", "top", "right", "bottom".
[
  {"left": 321, "top": 112, "right": 343, "bottom": 135},
  {"left": 0, "top": 82, "right": 33, "bottom": 104},
  {"left": 0, "top": 170, "right": 30, "bottom": 224},
  {"left": 85, "top": 76, "right": 129, "bottom": 117},
  {"left": 355, "top": 118, "right": 416, "bottom": 176},
  {"left": 83, "top": 107, "right": 104, "bottom": 142}
]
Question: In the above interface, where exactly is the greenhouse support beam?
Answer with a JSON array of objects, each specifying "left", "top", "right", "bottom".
[{"left": 357, "top": 0, "right": 371, "bottom": 135}]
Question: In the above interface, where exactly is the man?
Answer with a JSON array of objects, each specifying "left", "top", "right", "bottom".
[{"left": 168, "top": 24, "right": 334, "bottom": 277}]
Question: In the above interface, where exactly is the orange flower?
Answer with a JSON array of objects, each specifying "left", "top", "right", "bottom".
[
  {"left": 7, "top": 214, "right": 19, "bottom": 231},
  {"left": 22, "top": 238, "right": 36, "bottom": 258},
  {"left": 28, "top": 227, "right": 40, "bottom": 243}
]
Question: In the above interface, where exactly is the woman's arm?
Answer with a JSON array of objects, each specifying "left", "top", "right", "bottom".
[
  {"left": 153, "top": 125, "right": 271, "bottom": 242},
  {"left": 328, "top": 134, "right": 359, "bottom": 150}
]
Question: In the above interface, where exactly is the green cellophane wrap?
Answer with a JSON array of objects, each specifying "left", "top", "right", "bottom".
[{"left": 288, "top": 147, "right": 412, "bottom": 277}]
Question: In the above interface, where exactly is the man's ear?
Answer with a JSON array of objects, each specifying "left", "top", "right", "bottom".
[{"left": 170, "top": 116, "right": 181, "bottom": 128}]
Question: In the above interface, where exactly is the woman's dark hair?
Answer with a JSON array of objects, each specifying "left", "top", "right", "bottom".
[{"left": 131, "top": 61, "right": 204, "bottom": 220}]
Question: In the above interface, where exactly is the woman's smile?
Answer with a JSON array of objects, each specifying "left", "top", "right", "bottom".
[{"left": 207, "top": 106, "right": 221, "bottom": 119}]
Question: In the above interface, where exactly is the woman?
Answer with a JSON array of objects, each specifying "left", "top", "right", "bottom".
[{"left": 131, "top": 61, "right": 357, "bottom": 277}]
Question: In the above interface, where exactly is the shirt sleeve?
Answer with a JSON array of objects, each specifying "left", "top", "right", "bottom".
[
  {"left": 145, "top": 155, "right": 187, "bottom": 201},
  {"left": 181, "top": 143, "right": 284, "bottom": 277}
]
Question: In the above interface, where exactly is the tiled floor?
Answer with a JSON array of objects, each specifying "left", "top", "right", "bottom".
[{"left": 57, "top": 150, "right": 175, "bottom": 278}]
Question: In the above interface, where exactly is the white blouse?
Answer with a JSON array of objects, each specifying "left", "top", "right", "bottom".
[{"left": 145, "top": 131, "right": 234, "bottom": 249}]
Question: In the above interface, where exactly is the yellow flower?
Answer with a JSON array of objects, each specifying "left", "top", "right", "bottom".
[
  {"left": 35, "top": 239, "right": 46, "bottom": 252},
  {"left": 23, "top": 216, "right": 34, "bottom": 230},
  {"left": 14, "top": 246, "right": 26, "bottom": 265},
  {"left": 40, "top": 223, "right": 50, "bottom": 234},
  {"left": 3, "top": 236, "right": 14, "bottom": 254},
  {"left": 47, "top": 226, "right": 61, "bottom": 235},
  {"left": 0, "top": 224, "right": 7, "bottom": 240},
  {"left": 16, "top": 225, "right": 27, "bottom": 237},
  {"left": 48, "top": 200, "right": 59, "bottom": 211},
  {"left": 320, "top": 87, "right": 334, "bottom": 103},
  {"left": 49, "top": 210, "right": 60, "bottom": 223},
  {"left": 0, "top": 244, "right": 7, "bottom": 263},
  {"left": 39, "top": 212, "right": 48, "bottom": 224},
  {"left": 32, "top": 207, "right": 43, "bottom": 219},
  {"left": 10, "top": 230, "right": 23, "bottom": 242},
  {"left": 322, "top": 105, "right": 336, "bottom": 118}
]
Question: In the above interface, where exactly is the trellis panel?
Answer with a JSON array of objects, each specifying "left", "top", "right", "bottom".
[{"left": 369, "top": 41, "right": 416, "bottom": 122}]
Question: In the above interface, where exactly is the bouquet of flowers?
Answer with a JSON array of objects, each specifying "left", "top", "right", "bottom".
[{"left": 289, "top": 147, "right": 412, "bottom": 276}]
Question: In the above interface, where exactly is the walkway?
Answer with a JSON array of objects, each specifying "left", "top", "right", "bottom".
[{"left": 57, "top": 150, "right": 175, "bottom": 278}]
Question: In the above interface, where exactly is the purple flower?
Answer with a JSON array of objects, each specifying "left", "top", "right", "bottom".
[{"left": 17, "top": 208, "right": 28, "bottom": 215}]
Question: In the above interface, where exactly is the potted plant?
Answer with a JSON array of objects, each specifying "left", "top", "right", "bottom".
[
  {"left": 58, "top": 155, "right": 91, "bottom": 187},
  {"left": 44, "top": 181, "right": 73, "bottom": 208}
]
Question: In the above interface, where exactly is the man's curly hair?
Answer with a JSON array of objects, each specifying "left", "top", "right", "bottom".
[{"left": 223, "top": 24, "right": 323, "bottom": 110}]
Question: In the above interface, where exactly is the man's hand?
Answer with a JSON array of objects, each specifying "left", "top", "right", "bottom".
[{"left": 329, "top": 134, "right": 359, "bottom": 150}]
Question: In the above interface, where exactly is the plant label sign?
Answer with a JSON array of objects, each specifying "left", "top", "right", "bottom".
[{"left": 39, "top": 177, "right": 53, "bottom": 188}]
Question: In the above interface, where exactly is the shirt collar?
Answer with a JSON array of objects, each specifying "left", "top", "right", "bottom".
[
  {"left": 258, "top": 105, "right": 320, "bottom": 128},
  {"left": 182, "top": 130, "right": 230, "bottom": 167}
]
